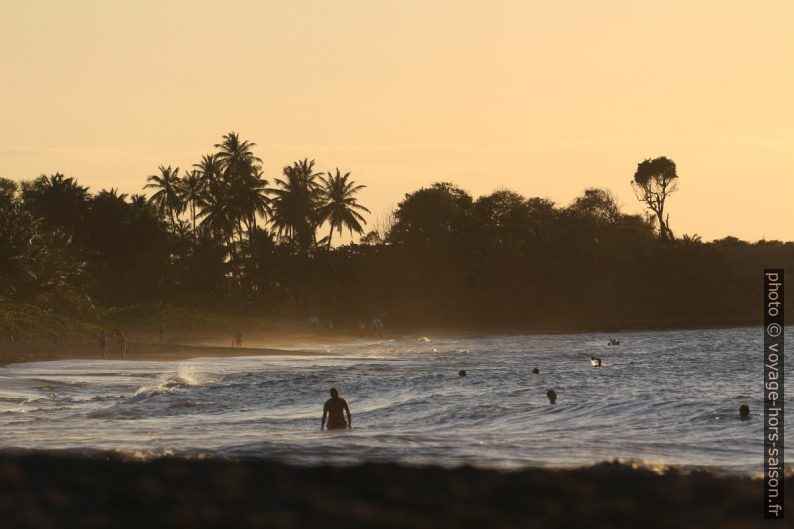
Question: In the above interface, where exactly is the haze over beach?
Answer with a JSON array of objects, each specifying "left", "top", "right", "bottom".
[
  {"left": 1, "top": 0, "right": 793, "bottom": 242},
  {"left": 1, "top": 2, "right": 793, "bottom": 528}
]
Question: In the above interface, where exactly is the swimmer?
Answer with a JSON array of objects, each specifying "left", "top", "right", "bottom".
[
  {"left": 547, "top": 389, "right": 557, "bottom": 404},
  {"left": 321, "top": 388, "right": 352, "bottom": 430},
  {"left": 591, "top": 356, "right": 602, "bottom": 367},
  {"left": 739, "top": 404, "right": 750, "bottom": 420},
  {"left": 458, "top": 369, "right": 467, "bottom": 377},
  {"left": 532, "top": 368, "right": 540, "bottom": 374}
]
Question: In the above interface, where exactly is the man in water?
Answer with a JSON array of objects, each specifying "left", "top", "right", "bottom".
[
  {"left": 591, "top": 356, "right": 602, "bottom": 367},
  {"left": 321, "top": 388, "right": 352, "bottom": 430},
  {"left": 547, "top": 389, "right": 557, "bottom": 404},
  {"left": 739, "top": 404, "right": 750, "bottom": 420}
]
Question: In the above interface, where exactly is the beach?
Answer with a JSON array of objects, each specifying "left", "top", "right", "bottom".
[
  {"left": 0, "top": 451, "right": 783, "bottom": 529},
  {"left": 0, "top": 327, "right": 783, "bottom": 527}
]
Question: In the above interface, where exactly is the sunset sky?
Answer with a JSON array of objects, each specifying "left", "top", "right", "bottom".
[{"left": 1, "top": 0, "right": 792, "bottom": 241}]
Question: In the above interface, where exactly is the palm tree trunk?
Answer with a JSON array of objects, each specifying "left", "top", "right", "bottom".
[{"left": 327, "top": 224, "right": 334, "bottom": 249}]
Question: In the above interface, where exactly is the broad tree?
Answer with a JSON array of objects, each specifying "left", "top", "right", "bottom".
[{"left": 631, "top": 156, "right": 678, "bottom": 240}]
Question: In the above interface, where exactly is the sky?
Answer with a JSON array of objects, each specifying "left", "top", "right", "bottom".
[{"left": 1, "top": 0, "right": 792, "bottom": 241}]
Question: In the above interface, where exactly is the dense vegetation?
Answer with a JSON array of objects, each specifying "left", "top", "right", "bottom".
[{"left": 1, "top": 133, "right": 791, "bottom": 333}]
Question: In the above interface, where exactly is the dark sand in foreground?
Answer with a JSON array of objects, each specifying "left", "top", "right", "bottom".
[{"left": 0, "top": 452, "right": 785, "bottom": 529}]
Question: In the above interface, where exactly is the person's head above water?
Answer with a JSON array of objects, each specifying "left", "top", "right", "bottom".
[
  {"left": 458, "top": 370, "right": 467, "bottom": 377},
  {"left": 532, "top": 368, "right": 540, "bottom": 374},
  {"left": 739, "top": 404, "right": 750, "bottom": 419},
  {"left": 546, "top": 389, "right": 557, "bottom": 404},
  {"left": 330, "top": 387, "right": 339, "bottom": 398}
]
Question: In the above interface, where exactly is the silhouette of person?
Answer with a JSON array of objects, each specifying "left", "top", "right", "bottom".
[
  {"left": 739, "top": 404, "right": 750, "bottom": 420},
  {"left": 322, "top": 388, "right": 351, "bottom": 430},
  {"left": 234, "top": 330, "right": 242, "bottom": 348},
  {"left": 117, "top": 331, "right": 127, "bottom": 360},
  {"left": 547, "top": 389, "right": 557, "bottom": 404},
  {"left": 98, "top": 330, "right": 107, "bottom": 360}
]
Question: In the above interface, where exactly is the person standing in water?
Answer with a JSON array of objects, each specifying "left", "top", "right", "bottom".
[{"left": 321, "top": 388, "right": 352, "bottom": 430}]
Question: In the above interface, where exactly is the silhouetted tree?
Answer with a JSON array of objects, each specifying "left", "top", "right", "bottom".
[
  {"left": 269, "top": 159, "right": 323, "bottom": 251},
  {"left": 21, "top": 173, "right": 89, "bottom": 237},
  {"left": 632, "top": 156, "right": 678, "bottom": 240},
  {"left": 318, "top": 169, "right": 370, "bottom": 248},
  {"left": 145, "top": 165, "right": 183, "bottom": 233}
]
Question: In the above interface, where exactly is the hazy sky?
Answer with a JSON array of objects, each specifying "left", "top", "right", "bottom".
[{"left": 1, "top": 1, "right": 792, "bottom": 241}]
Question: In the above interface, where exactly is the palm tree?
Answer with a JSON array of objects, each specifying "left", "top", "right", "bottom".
[
  {"left": 228, "top": 168, "right": 271, "bottom": 236},
  {"left": 179, "top": 169, "right": 204, "bottom": 234},
  {"left": 144, "top": 165, "right": 183, "bottom": 233},
  {"left": 269, "top": 159, "right": 323, "bottom": 251},
  {"left": 194, "top": 153, "right": 224, "bottom": 189},
  {"left": 214, "top": 132, "right": 262, "bottom": 180},
  {"left": 20, "top": 173, "right": 89, "bottom": 237},
  {"left": 318, "top": 169, "right": 370, "bottom": 248}
]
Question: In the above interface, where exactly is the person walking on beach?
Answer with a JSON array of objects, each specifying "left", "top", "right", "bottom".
[
  {"left": 117, "top": 331, "right": 128, "bottom": 360},
  {"left": 99, "top": 330, "right": 107, "bottom": 359},
  {"left": 233, "top": 330, "right": 243, "bottom": 348},
  {"left": 321, "top": 388, "right": 352, "bottom": 430},
  {"left": 98, "top": 330, "right": 107, "bottom": 360}
]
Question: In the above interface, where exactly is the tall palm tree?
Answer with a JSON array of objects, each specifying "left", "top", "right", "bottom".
[
  {"left": 194, "top": 153, "right": 224, "bottom": 189},
  {"left": 318, "top": 169, "right": 370, "bottom": 248},
  {"left": 144, "top": 165, "right": 183, "bottom": 233},
  {"left": 214, "top": 132, "right": 262, "bottom": 180},
  {"left": 179, "top": 169, "right": 204, "bottom": 234},
  {"left": 269, "top": 159, "right": 323, "bottom": 251},
  {"left": 228, "top": 168, "right": 271, "bottom": 236}
]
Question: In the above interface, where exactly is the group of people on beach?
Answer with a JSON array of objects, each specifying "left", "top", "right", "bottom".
[{"left": 98, "top": 329, "right": 127, "bottom": 360}]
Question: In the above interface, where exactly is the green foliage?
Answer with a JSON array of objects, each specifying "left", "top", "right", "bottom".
[{"left": 2, "top": 139, "right": 790, "bottom": 332}]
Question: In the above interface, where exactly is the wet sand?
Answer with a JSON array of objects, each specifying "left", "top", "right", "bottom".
[
  {"left": 0, "top": 333, "right": 333, "bottom": 367},
  {"left": 0, "top": 451, "right": 783, "bottom": 529}
]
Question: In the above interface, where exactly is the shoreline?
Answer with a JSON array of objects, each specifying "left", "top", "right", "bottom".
[
  {"left": 0, "top": 451, "right": 783, "bottom": 528},
  {"left": 0, "top": 319, "right": 767, "bottom": 368}
]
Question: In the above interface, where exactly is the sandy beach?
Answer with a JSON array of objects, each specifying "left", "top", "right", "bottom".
[
  {"left": 0, "top": 451, "right": 783, "bottom": 529},
  {"left": 0, "top": 330, "right": 346, "bottom": 367}
]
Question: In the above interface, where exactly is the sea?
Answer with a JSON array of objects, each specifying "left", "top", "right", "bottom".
[{"left": 0, "top": 327, "right": 784, "bottom": 475}]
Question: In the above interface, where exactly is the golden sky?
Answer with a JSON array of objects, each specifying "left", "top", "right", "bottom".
[{"left": 1, "top": 0, "right": 792, "bottom": 241}]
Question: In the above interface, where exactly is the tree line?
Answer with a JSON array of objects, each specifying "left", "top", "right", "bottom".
[{"left": 0, "top": 133, "right": 791, "bottom": 330}]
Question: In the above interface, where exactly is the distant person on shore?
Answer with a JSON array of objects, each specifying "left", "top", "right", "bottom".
[
  {"left": 117, "top": 331, "right": 127, "bottom": 360},
  {"left": 547, "top": 389, "right": 557, "bottom": 404},
  {"left": 233, "top": 330, "right": 243, "bottom": 349},
  {"left": 158, "top": 325, "right": 165, "bottom": 343},
  {"left": 739, "top": 404, "right": 750, "bottom": 420},
  {"left": 98, "top": 331, "right": 107, "bottom": 360},
  {"left": 321, "top": 388, "right": 352, "bottom": 430}
]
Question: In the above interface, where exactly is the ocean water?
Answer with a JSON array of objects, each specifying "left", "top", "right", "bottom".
[{"left": 0, "top": 327, "right": 783, "bottom": 474}]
